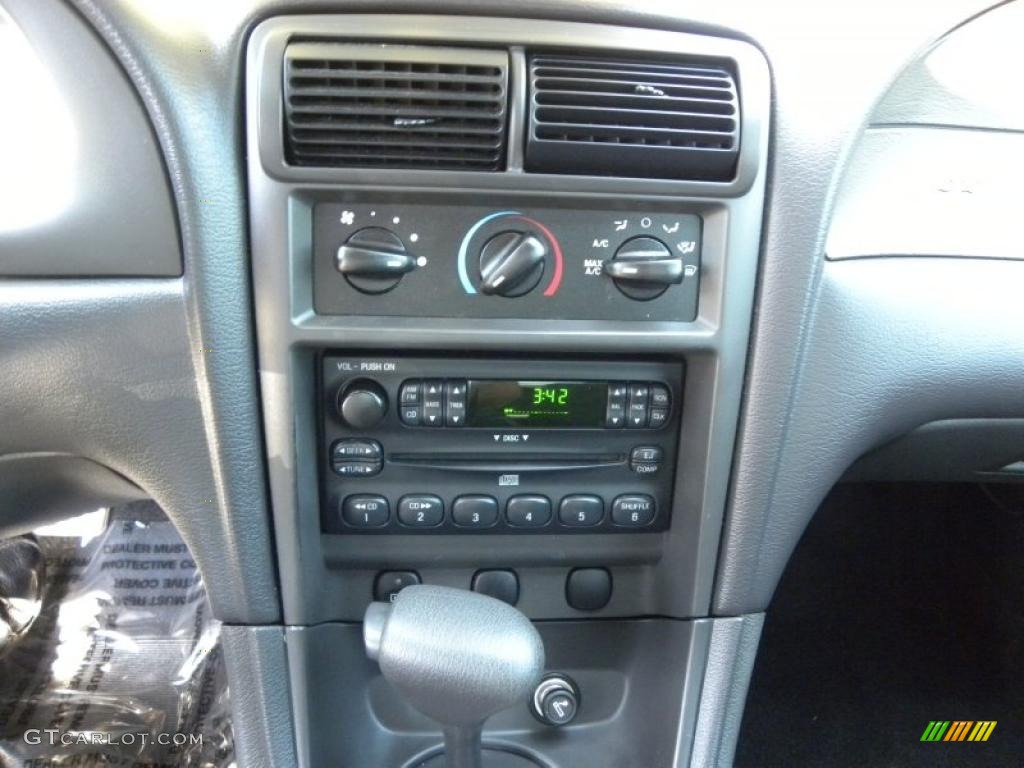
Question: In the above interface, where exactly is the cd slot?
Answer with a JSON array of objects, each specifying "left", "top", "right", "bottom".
[{"left": 388, "top": 452, "right": 624, "bottom": 472}]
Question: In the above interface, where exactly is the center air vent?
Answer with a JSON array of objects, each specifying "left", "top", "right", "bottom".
[
  {"left": 526, "top": 54, "right": 740, "bottom": 181},
  {"left": 284, "top": 44, "right": 508, "bottom": 171}
]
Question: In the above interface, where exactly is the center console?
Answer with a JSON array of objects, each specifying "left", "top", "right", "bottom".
[{"left": 246, "top": 13, "right": 769, "bottom": 768}]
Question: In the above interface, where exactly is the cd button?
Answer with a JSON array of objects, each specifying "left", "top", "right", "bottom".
[
  {"left": 452, "top": 496, "right": 499, "bottom": 528},
  {"left": 559, "top": 495, "right": 605, "bottom": 527},
  {"left": 506, "top": 495, "right": 552, "bottom": 528},
  {"left": 398, "top": 495, "right": 444, "bottom": 527},
  {"left": 399, "top": 404, "right": 421, "bottom": 426},
  {"left": 342, "top": 495, "right": 389, "bottom": 528}
]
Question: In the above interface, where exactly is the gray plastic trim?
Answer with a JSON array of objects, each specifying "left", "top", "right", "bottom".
[
  {"left": 251, "top": 16, "right": 769, "bottom": 198},
  {"left": 247, "top": 14, "right": 770, "bottom": 627},
  {"left": 0, "top": 278, "right": 277, "bottom": 624},
  {"left": 0, "top": 0, "right": 180, "bottom": 277},
  {"left": 0, "top": 453, "right": 145, "bottom": 538},
  {"left": 689, "top": 614, "right": 764, "bottom": 768},
  {"left": 842, "top": 418, "right": 1024, "bottom": 482},
  {"left": 221, "top": 625, "right": 298, "bottom": 768}
]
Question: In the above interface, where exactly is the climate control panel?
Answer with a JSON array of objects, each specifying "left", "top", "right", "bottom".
[
  {"left": 313, "top": 201, "right": 702, "bottom": 321},
  {"left": 320, "top": 355, "right": 683, "bottom": 535}
]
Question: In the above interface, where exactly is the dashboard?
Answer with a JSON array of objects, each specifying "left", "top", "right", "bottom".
[{"left": 1, "top": 0, "right": 1022, "bottom": 766}]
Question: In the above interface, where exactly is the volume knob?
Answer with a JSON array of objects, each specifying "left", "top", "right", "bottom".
[
  {"left": 478, "top": 231, "right": 547, "bottom": 297},
  {"left": 338, "top": 380, "right": 388, "bottom": 429}
]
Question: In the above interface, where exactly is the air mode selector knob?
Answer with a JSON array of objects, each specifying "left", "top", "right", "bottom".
[
  {"left": 336, "top": 227, "right": 416, "bottom": 295},
  {"left": 337, "top": 380, "right": 388, "bottom": 429},
  {"left": 478, "top": 231, "right": 547, "bottom": 297},
  {"left": 606, "top": 236, "right": 683, "bottom": 301}
]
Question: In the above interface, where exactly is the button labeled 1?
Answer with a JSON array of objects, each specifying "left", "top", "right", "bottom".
[{"left": 342, "top": 495, "right": 389, "bottom": 528}]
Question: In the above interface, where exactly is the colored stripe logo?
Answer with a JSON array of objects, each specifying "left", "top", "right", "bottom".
[{"left": 921, "top": 721, "right": 997, "bottom": 742}]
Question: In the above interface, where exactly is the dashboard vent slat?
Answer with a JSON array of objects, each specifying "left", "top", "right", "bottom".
[
  {"left": 526, "top": 53, "right": 740, "bottom": 181},
  {"left": 284, "top": 43, "right": 509, "bottom": 171}
]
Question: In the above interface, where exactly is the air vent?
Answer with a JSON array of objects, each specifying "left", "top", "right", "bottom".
[
  {"left": 284, "top": 43, "right": 508, "bottom": 171},
  {"left": 526, "top": 54, "right": 740, "bottom": 181}
]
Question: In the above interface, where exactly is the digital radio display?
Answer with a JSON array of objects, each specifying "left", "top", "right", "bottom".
[{"left": 467, "top": 380, "right": 607, "bottom": 428}]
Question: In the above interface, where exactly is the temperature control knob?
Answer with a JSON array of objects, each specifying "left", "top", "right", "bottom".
[
  {"left": 337, "top": 380, "right": 388, "bottom": 429},
  {"left": 337, "top": 227, "right": 415, "bottom": 295},
  {"left": 478, "top": 231, "right": 547, "bottom": 297},
  {"left": 605, "top": 236, "right": 683, "bottom": 301}
]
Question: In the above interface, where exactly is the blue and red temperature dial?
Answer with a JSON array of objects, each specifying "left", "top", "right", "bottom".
[{"left": 457, "top": 211, "right": 564, "bottom": 297}]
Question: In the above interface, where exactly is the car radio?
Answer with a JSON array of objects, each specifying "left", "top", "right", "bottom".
[{"left": 320, "top": 355, "right": 683, "bottom": 535}]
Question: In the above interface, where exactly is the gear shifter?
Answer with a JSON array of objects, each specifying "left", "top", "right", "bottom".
[{"left": 364, "top": 585, "right": 545, "bottom": 768}]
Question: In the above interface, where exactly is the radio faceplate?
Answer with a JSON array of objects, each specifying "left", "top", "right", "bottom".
[{"left": 320, "top": 356, "right": 683, "bottom": 535}]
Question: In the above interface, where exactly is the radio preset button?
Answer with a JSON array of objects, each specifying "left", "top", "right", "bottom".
[
  {"left": 399, "top": 380, "right": 421, "bottom": 405},
  {"left": 559, "top": 495, "right": 605, "bottom": 527},
  {"left": 611, "top": 495, "right": 656, "bottom": 527},
  {"left": 422, "top": 379, "right": 445, "bottom": 427},
  {"left": 398, "top": 495, "right": 444, "bottom": 527},
  {"left": 446, "top": 380, "right": 467, "bottom": 427},
  {"left": 452, "top": 496, "right": 499, "bottom": 528},
  {"left": 506, "top": 495, "right": 552, "bottom": 528},
  {"left": 342, "top": 495, "right": 390, "bottom": 528}
]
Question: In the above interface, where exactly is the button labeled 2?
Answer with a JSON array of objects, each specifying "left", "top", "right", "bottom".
[{"left": 398, "top": 495, "right": 444, "bottom": 527}]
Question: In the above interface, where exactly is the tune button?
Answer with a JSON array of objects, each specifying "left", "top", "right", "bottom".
[
  {"left": 398, "top": 495, "right": 445, "bottom": 527},
  {"left": 452, "top": 496, "right": 499, "bottom": 529},
  {"left": 506, "top": 495, "right": 552, "bottom": 528},
  {"left": 559, "top": 495, "right": 605, "bottom": 527},
  {"left": 611, "top": 495, "right": 656, "bottom": 527},
  {"left": 333, "top": 461, "right": 380, "bottom": 477}
]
